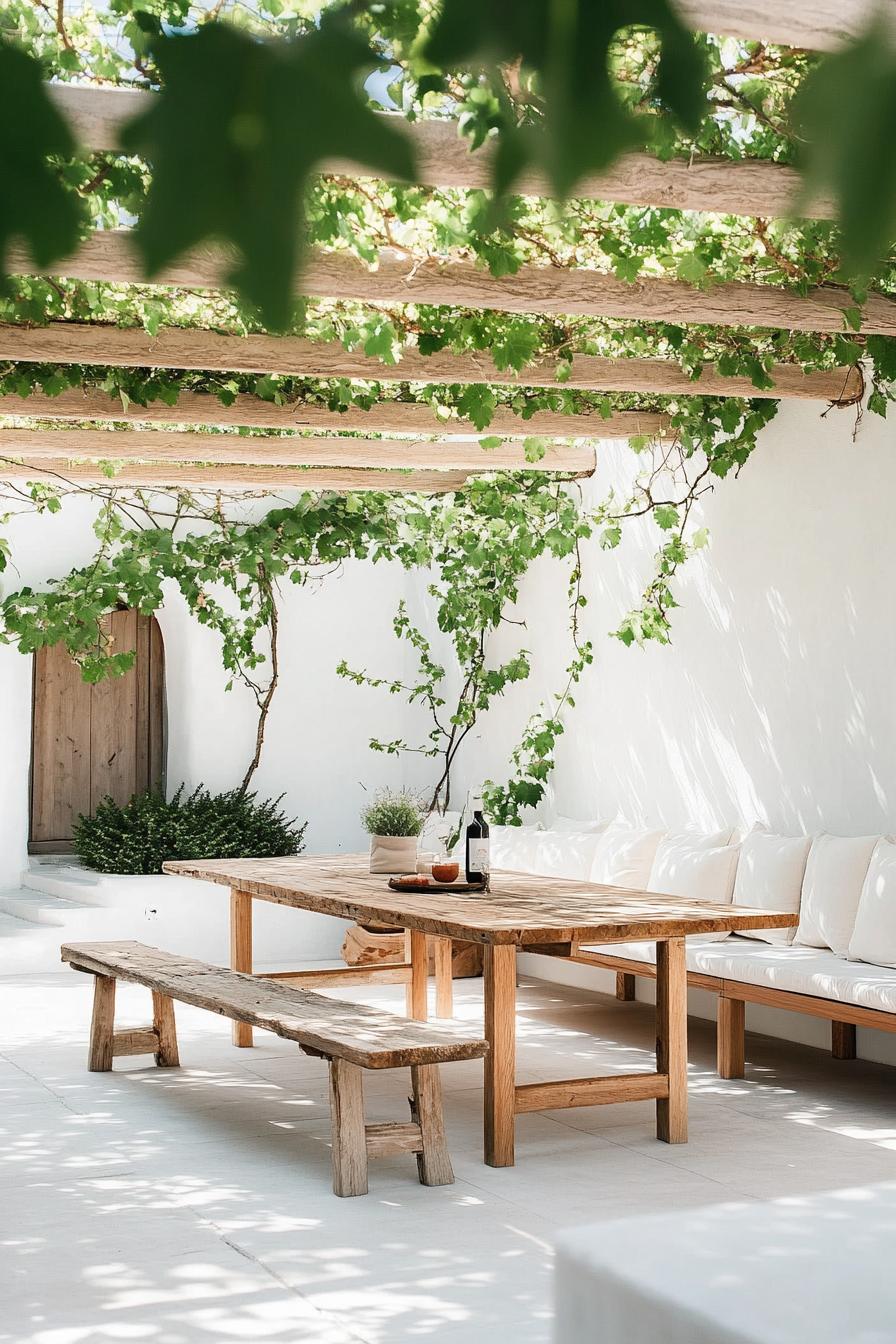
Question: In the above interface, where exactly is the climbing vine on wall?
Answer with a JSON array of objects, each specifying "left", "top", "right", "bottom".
[{"left": 0, "top": 1, "right": 893, "bottom": 812}]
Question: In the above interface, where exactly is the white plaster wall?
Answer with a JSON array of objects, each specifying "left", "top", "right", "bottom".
[
  {"left": 478, "top": 398, "right": 896, "bottom": 1064},
  {"left": 0, "top": 493, "right": 431, "bottom": 963},
  {"left": 472, "top": 399, "right": 896, "bottom": 833},
  {"left": 0, "top": 495, "right": 107, "bottom": 893},
  {"left": 6, "top": 399, "right": 896, "bottom": 1063}
]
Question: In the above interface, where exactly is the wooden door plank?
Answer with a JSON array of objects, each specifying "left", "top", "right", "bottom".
[
  {"left": 30, "top": 641, "right": 92, "bottom": 845},
  {"left": 89, "top": 609, "right": 139, "bottom": 813}
]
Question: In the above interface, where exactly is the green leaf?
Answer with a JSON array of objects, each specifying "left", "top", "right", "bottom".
[
  {"left": 423, "top": 0, "right": 707, "bottom": 199},
  {"left": 793, "top": 17, "right": 896, "bottom": 280},
  {"left": 457, "top": 384, "right": 496, "bottom": 430},
  {"left": 676, "top": 252, "right": 708, "bottom": 286},
  {"left": 492, "top": 320, "right": 540, "bottom": 372},
  {"left": 121, "top": 19, "right": 416, "bottom": 328},
  {"left": 0, "top": 43, "right": 83, "bottom": 277},
  {"left": 653, "top": 504, "right": 679, "bottom": 530}
]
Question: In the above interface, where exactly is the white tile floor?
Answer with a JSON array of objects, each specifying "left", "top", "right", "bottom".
[{"left": 5, "top": 971, "right": 896, "bottom": 1344}]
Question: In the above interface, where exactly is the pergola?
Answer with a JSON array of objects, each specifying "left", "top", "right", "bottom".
[{"left": 0, "top": 0, "right": 877, "bottom": 493}]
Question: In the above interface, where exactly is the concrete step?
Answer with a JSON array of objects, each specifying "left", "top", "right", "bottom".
[
  {"left": 0, "top": 889, "right": 94, "bottom": 926},
  {"left": 22, "top": 861, "right": 107, "bottom": 905}
]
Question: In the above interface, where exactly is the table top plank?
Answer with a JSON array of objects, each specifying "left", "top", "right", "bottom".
[{"left": 163, "top": 854, "right": 798, "bottom": 946}]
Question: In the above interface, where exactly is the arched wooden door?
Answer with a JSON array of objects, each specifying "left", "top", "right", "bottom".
[{"left": 30, "top": 610, "right": 166, "bottom": 852}]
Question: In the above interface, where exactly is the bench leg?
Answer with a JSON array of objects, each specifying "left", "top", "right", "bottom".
[
  {"left": 230, "top": 888, "right": 254, "bottom": 1047},
  {"left": 616, "top": 972, "right": 636, "bottom": 1002},
  {"left": 152, "top": 991, "right": 180, "bottom": 1067},
  {"left": 329, "top": 1058, "right": 369, "bottom": 1197},
  {"left": 832, "top": 1021, "right": 857, "bottom": 1060},
  {"left": 717, "top": 997, "right": 745, "bottom": 1079},
  {"left": 410, "top": 1064, "right": 454, "bottom": 1187},
  {"left": 88, "top": 973, "right": 116, "bottom": 1071}
]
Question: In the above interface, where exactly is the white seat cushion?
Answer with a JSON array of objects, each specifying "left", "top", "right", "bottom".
[
  {"left": 795, "top": 833, "right": 879, "bottom": 956},
  {"left": 694, "top": 941, "right": 896, "bottom": 1014},
  {"left": 578, "top": 938, "right": 896, "bottom": 1014},
  {"left": 527, "top": 830, "right": 605, "bottom": 881},
  {"left": 579, "top": 938, "right": 738, "bottom": 976},
  {"left": 589, "top": 825, "right": 666, "bottom": 889},
  {"left": 731, "top": 829, "right": 811, "bottom": 946},
  {"left": 849, "top": 839, "right": 896, "bottom": 968}
]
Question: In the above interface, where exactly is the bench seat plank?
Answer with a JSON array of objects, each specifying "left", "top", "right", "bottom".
[{"left": 61, "top": 940, "right": 486, "bottom": 1069}]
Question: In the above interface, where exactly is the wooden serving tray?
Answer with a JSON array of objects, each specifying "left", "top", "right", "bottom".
[{"left": 388, "top": 877, "right": 488, "bottom": 895}]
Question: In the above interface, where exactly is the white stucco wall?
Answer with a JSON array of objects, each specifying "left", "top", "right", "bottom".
[
  {"left": 4, "top": 398, "right": 896, "bottom": 1060},
  {"left": 476, "top": 397, "right": 896, "bottom": 833},
  {"left": 0, "top": 493, "right": 432, "bottom": 962},
  {"left": 474, "top": 397, "right": 896, "bottom": 1063}
]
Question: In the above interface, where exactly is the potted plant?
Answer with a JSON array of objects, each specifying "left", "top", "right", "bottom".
[{"left": 361, "top": 788, "right": 425, "bottom": 874}]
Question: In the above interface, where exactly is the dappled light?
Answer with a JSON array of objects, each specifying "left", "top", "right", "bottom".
[{"left": 6, "top": 969, "right": 896, "bottom": 1341}]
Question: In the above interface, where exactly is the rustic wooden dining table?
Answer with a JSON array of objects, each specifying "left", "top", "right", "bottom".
[{"left": 163, "top": 854, "right": 797, "bottom": 1167}]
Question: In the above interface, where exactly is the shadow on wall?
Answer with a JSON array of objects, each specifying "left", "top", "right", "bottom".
[{"left": 476, "top": 403, "right": 896, "bottom": 837}]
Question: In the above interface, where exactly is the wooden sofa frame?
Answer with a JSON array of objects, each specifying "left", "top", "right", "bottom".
[{"left": 568, "top": 946, "right": 896, "bottom": 1077}]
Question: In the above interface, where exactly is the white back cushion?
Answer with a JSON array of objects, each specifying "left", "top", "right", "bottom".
[
  {"left": 648, "top": 840, "right": 741, "bottom": 940},
  {"left": 528, "top": 830, "right": 605, "bottom": 881},
  {"left": 732, "top": 831, "right": 812, "bottom": 945},
  {"left": 590, "top": 826, "right": 666, "bottom": 889},
  {"left": 662, "top": 827, "right": 733, "bottom": 851},
  {"left": 552, "top": 815, "right": 612, "bottom": 834},
  {"left": 491, "top": 825, "right": 540, "bottom": 872},
  {"left": 848, "top": 840, "right": 896, "bottom": 967},
  {"left": 795, "top": 834, "right": 880, "bottom": 956}
]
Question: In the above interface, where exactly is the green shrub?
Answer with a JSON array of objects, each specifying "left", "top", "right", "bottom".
[
  {"left": 360, "top": 788, "right": 425, "bottom": 837},
  {"left": 73, "top": 785, "right": 307, "bottom": 875}
]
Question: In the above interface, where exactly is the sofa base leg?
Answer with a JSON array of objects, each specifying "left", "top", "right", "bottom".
[
  {"left": 832, "top": 1021, "right": 857, "bottom": 1060},
  {"left": 717, "top": 998, "right": 745, "bottom": 1079},
  {"left": 616, "top": 972, "right": 636, "bottom": 1002}
]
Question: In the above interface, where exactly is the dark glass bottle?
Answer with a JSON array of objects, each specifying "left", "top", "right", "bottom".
[{"left": 465, "top": 793, "right": 490, "bottom": 885}]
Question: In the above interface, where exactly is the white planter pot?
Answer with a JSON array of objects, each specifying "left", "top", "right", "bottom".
[{"left": 369, "top": 834, "right": 418, "bottom": 875}]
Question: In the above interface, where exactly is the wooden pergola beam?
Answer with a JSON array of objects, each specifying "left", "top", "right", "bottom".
[
  {"left": 675, "top": 0, "right": 884, "bottom": 51},
  {"left": 0, "top": 389, "right": 672, "bottom": 439},
  {"left": 46, "top": 83, "right": 829, "bottom": 221},
  {"left": 0, "top": 322, "right": 861, "bottom": 403},
  {"left": 0, "top": 457, "right": 475, "bottom": 492},
  {"left": 0, "top": 427, "right": 596, "bottom": 474},
  {"left": 16, "top": 232, "right": 890, "bottom": 337}
]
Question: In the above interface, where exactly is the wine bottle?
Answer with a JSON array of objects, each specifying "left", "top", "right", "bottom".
[{"left": 465, "top": 792, "right": 490, "bottom": 885}]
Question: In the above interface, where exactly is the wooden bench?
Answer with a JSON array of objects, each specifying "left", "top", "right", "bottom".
[{"left": 61, "top": 940, "right": 487, "bottom": 1197}]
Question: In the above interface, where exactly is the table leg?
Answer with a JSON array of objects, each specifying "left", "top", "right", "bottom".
[
  {"left": 433, "top": 936, "right": 454, "bottom": 1018},
  {"left": 230, "top": 888, "right": 254, "bottom": 1047},
  {"left": 484, "top": 943, "right": 517, "bottom": 1167},
  {"left": 656, "top": 936, "right": 687, "bottom": 1143},
  {"left": 405, "top": 929, "right": 428, "bottom": 1021}
]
